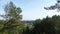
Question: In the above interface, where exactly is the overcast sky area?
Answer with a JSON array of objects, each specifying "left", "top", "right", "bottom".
[{"left": 0, "top": 0, "right": 60, "bottom": 20}]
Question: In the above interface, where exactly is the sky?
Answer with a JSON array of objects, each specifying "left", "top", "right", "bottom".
[{"left": 0, "top": 0, "right": 60, "bottom": 20}]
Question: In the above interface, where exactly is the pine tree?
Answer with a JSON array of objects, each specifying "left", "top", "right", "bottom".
[{"left": 0, "top": 1, "right": 22, "bottom": 34}]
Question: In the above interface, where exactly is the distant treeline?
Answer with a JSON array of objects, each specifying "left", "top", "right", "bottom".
[{"left": 22, "top": 20, "right": 34, "bottom": 25}]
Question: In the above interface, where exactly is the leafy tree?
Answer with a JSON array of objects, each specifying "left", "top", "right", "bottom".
[
  {"left": 52, "top": 15, "right": 60, "bottom": 34},
  {"left": 42, "top": 16, "right": 55, "bottom": 34},
  {"left": 32, "top": 16, "right": 55, "bottom": 34},
  {"left": 1, "top": 1, "right": 22, "bottom": 21},
  {"left": 0, "top": 1, "right": 22, "bottom": 34},
  {"left": 31, "top": 19, "right": 42, "bottom": 34},
  {"left": 22, "top": 26, "right": 31, "bottom": 34}
]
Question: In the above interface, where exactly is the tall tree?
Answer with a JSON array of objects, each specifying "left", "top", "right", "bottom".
[
  {"left": 2, "top": 1, "right": 22, "bottom": 21},
  {"left": 0, "top": 1, "right": 22, "bottom": 34}
]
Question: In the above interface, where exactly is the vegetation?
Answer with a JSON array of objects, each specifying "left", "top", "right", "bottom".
[{"left": 0, "top": 1, "right": 60, "bottom": 34}]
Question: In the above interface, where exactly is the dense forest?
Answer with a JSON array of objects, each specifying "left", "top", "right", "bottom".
[{"left": 0, "top": 1, "right": 60, "bottom": 34}]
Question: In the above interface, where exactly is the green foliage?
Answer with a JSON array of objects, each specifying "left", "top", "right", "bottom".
[
  {"left": 1, "top": 2, "right": 22, "bottom": 21},
  {"left": 0, "top": 1, "right": 60, "bottom": 34},
  {"left": 31, "top": 16, "right": 56, "bottom": 34},
  {"left": 22, "top": 26, "right": 31, "bottom": 34},
  {"left": 0, "top": 1, "right": 24, "bottom": 34}
]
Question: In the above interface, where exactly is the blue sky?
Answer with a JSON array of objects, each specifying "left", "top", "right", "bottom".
[{"left": 0, "top": 0, "right": 60, "bottom": 20}]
